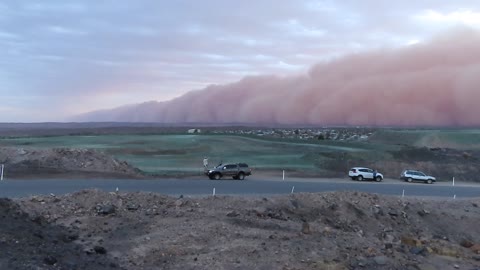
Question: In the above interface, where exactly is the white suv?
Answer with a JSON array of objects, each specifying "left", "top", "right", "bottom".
[
  {"left": 401, "top": 170, "right": 436, "bottom": 184},
  {"left": 349, "top": 167, "right": 383, "bottom": 182}
]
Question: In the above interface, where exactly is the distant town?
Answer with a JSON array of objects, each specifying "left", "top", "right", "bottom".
[{"left": 189, "top": 127, "right": 376, "bottom": 141}]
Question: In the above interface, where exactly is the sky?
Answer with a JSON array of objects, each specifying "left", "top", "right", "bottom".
[{"left": 1, "top": 1, "right": 480, "bottom": 123}]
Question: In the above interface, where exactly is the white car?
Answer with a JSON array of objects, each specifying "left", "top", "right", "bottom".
[
  {"left": 349, "top": 167, "right": 383, "bottom": 182},
  {"left": 401, "top": 170, "right": 436, "bottom": 184}
]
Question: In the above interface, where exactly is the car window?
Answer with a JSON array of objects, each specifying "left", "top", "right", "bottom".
[
  {"left": 418, "top": 172, "right": 426, "bottom": 176},
  {"left": 239, "top": 163, "right": 248, "bottom": 168},
  {"left": 225, "top": 165, "right": 236, "bottom": 169}
]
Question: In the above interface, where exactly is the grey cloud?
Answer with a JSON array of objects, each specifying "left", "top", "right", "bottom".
[
  {"left": 46, "top": 25, "right": 88, "bottom": 36},
  {"left": 22, "top": 2, "right": 87, "bottom": 13}
]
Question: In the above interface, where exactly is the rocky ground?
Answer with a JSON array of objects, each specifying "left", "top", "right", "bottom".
[
  {"left": 0, "top": 147, "right": 143, "bottom": 179},
  {"left": 1, "top": 190, "right": 479, "bottom": 269}
]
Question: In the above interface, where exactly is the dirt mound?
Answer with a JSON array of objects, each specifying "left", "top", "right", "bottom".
[
  {"left": 0, "top": 197, "right": 122, "bottom": 269},
  {"left": 10, "top": 190, "right": 480, "bottom": 269},
  {"left": 0, "top": 147, "right": 143, "bottom": 179}
]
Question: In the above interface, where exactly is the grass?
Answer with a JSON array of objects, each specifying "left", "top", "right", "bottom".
[
  {"left": 1, "top": 129, "right": 478, "bottom": 176},
  {"left": 0, "top": 134, "right": 374, "bottom": 175}
]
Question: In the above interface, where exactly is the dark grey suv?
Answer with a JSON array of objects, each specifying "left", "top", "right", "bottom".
[{"left": 206, "top": 163, "right": 252, "bottom": 180}]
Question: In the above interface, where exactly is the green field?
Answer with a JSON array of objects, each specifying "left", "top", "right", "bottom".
[
  {"left": 1, "top": 129, "right": 479, "bottom": 178},
  {"left": 0, "top": 134, "right": 380, "bottom": 175}
]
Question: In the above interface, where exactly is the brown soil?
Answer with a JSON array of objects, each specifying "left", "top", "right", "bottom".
[
  {"left": 0, "top": 147, "right": 143, "bottom": 179},
  {"left": 2, "top": 190, "right": 479, "bottom": 269}
]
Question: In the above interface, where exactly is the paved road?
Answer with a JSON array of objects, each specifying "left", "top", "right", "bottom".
[{"left": 0, "top": 177, "right": 479, "bottom": 198}]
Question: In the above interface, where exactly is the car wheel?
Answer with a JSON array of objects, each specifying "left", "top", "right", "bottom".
[
  {"left": 357, "top": 175, "right": 363, "bottom": 181},
  {"left": 375, "top": 176, "right": 382, "bottom": 182},
  {"left": 427, "top": 179, "right": 433, "bottom": 184},
  {"left": 213, "top": 173, "right": 221, "bottom": 180},
  {"left": 237, "top": 172, "right": 245, "bottom": 180},
  {"left": 407, "top": 178, "right": 413, "bottom": 183}
]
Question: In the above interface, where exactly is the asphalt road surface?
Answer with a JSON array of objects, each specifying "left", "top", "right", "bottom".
[{"left": 1, "top": 177, "right": 479, "bottom": 199}]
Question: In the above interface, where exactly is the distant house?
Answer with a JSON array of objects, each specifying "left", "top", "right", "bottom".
[
  {"left": 187, "top": 129, "right": 201, "bottom": 134},
  {"left": 360, "top": 135, "right": 369, "bottom": 140}
]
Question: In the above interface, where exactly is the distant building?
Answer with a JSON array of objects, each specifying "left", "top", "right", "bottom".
[
  {"left": 360, "top": 135, "right": 369, "bottom": 140},
  {"left": 187, "top": 129, "right": 201, "bottom": 134}
]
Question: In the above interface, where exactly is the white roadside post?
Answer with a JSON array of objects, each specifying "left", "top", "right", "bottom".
[
  {"left": 452, "top": 177, "right": 455, "bottom": 199},
  {"left": 1, "top": 164, "right": 4, "bottom": 181},
  {"left": 283, "top": 170, "right": 285, "bottom": 181},
  {"left": 213, "top": 188, "right": 216, "bottom": 196},
  {"left": 291, "top": 186, "right": 295, "bottom": 194},
  {"left": 402, "top": 189, "right": 405, "bottom": 198}
]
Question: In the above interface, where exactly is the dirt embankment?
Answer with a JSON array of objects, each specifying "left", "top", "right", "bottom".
[
  {"left": 1, "top": 190, "right": 479, "bottom": 269},
  {"left": 316, "top": 147, "right": 480, "bottom": 181},
  {"left": 0, "top": 147, "right": 143, "bottom": 179}
]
